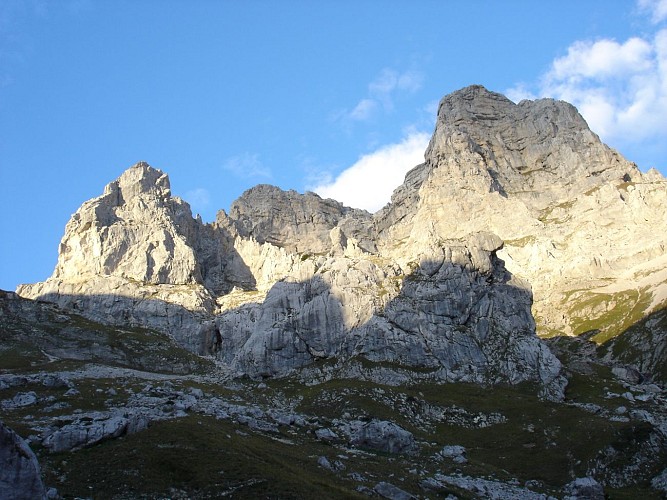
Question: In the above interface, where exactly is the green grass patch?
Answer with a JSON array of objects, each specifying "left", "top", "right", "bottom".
[
  {"left": 39, "top": 415, "right": 369, "bottom": 499},
  {"left": 565, "top": 288, "right": 653, "bottom": 343}
]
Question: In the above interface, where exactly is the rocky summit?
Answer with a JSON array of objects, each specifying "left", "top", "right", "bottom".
[{"left": 3, "top": 85, "right": 667, "bottom": 498}]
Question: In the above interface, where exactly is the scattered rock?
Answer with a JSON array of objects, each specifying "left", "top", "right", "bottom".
[
  {"left": 612, "top": 366, "right": 643, "bottom": 385},
  {"left": 2, "top": 392, "right": 38, "bottom": 410},
  {"left": 562, "top": 477, "right": 604, "bottom": 500},
  {"left": 439, "top": 445, "right": 468, "bottom": 464},
  {"left": 317, "top": 456, "right": 345, "bottom": 473},
  {"left": 41, "top": 413, "right": 148, "bottom": 452},
  {"left": 426, "top": 473, "right": 552, "bottom": 499},
  {"left": 315, "top": 428, "right": 338, "bottom": 442},
  {"left": 373, "top": 481, "right": 415, "bottom": 500},
  {"left": 189, "top": 387, "right": 204, "bottom": 398},
  {"left": 345, "top": 419, "right": 416, "bottom": 454}
]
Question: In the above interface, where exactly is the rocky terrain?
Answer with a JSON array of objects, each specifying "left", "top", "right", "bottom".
[
  {"left": 1, "top": 290, "right": 666, "bottom": 498},
  {"left": 3, "top": 85, "right": 667, "bottom": 498}
]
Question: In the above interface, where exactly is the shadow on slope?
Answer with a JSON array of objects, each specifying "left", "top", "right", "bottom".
[
  {"left": 598, "top": 307, "right": 667, "bottom": 384},
  {"left": 214, "top": 250, "right": 562, "bottom": 394},
  {"left": 13, "top": 247, "right": 561, "bottom": 392},
  {"left": 0, "top": 290, "right": 211, "bottom": 375},
  {"left": 545, "top": 303, "right": 667, "bottom": 386}
]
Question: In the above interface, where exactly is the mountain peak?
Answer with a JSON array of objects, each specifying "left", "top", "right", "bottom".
[
  {"left": 425, "top": 85, "right": 638, "bottom": 210},
  {"left": 104, "top": 161, "right": 171, "bottom": 202}
]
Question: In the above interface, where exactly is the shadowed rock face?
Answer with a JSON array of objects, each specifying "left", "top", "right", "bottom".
[
  {"left": 0, "top": 421, "right": 46, "bottom": 500},
  {"left": 15, "top": 85, "right": 667, "bottom": 395}
]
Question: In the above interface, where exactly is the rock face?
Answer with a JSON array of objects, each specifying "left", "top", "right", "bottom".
[
  {"left": 17, "top": 162, "right": 217, "bottom": 352},
  {"left": 53, "top": 162, "right": 201, "bottom": 285},
  {"left": 228, "top": 184, "right": 375, "bottom": 254},
  {"left": 375, "top": 85, "right": 667, "bottom": 363},
  {"left": 17, "top": 85, "right": 667, "bottom": 394},
  {"left": 0, "top": 421, "right": 46, "bottom": 500}
]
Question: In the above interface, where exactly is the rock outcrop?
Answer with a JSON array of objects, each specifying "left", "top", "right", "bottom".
[
  {"left": 0, "top": 421, "right": 46, "bottom": 500},
  {"left": 17, "top": 85, "right": 667, "bottom": 394},
  {"left": 344, "top": 419, "right": 416, "bottom": 455},
  {"left": 376, "top": 85, "right": 667, "bottom": 350},
  {"left": 228, "top": 184, "right": 375, "bottom": 254},
  {"left": 17, "top": 162, "right": 217, "bottom": 352}
]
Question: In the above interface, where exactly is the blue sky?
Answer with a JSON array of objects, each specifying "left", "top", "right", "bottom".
[{"left": 1, "top": 0, "right": 666, "bottom": 291}]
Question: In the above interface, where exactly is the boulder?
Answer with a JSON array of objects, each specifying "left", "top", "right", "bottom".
[
  {"left": 0, "top": 421, "right": 46, "bottom": 500},
  {"left": 345, "top": 419, "right": 416, "bottom": 454},
  {"left": 41, "top": 412, "right": 149, "bottom": 452},
  {"left": 563, "top": 477, "right": 604, "bottom": 500},
  {"left": 373, "top": 481, "right": 416, "bottom": 500},
  {"left": 1, "top": 392, "right": 38, "bottom": 410},
  {"left": 439, "top": 445, "right": 468, "bottom": 464}
]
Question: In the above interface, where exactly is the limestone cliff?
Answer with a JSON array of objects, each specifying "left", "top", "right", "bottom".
[
  {"left": 18, "top": 155, "right": 564, "bottom": 396},
  {"left": 17, "top": 85, "right": 667, "bottom": 394}
]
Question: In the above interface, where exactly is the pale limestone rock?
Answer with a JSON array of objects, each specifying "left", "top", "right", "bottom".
[
  {"left": 228, "top": 184, "right": 374, "bottom": 255},
  {"left": 376, "top": 85, "right": 667, "bottom": 345},
  {"left": 16, "top": 153, "right": 566, "bottom": 395},
  {"left": 17, "top": 162, "right": 216, "bottom": 350},
  {"left": 51, "top": 161, "right": 202, "bottom": 285}
]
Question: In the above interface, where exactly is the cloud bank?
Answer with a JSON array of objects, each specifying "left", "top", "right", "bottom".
[{"left": 310, "top": 131, "right": 430, "bottom": 213}]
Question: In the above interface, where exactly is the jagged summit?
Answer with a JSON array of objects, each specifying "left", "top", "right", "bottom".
[
  {"left": 227, "top": 183, "right": 375, "bottom": 254},
  {"left": 106, "top": 161, "right": 171, "bottom": 201},
  {"left": 426, "top": 84, "right": 639, "bottom": 211}
]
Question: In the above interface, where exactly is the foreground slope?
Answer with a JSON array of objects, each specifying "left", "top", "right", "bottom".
[{"left": 1, "top": 291, "right": 666, "bottom": 498}]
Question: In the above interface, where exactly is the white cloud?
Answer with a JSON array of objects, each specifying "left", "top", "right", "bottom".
[
  {"left": 543, "top": 29, "right": 667, "bottom": 143},
  {"left": 507, "top": 15, "right": 667, "bottom": 151},
  {"left": 222, "top": 152, "right": 272, "bottom": 179},
  {"left": 639, "top": 0, "right": 667, "bottom": 23},
  {"left": 310, "top": 131, "right": 430, "bottom": 212},
  {"left": 369, "top": 68, "right": 423, "bottom": 98},
  {"left": 349, "top": 98, "right": 377, "bottom": 121},
  {"left": 550, "top": 37, "right": 652, "bottom": 81},
  {"left": 344, "top": 68, "right": 423, "bottom": 122}
]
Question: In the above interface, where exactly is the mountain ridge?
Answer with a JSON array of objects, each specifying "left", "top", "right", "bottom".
[{"left": 16, "top": 85, "right": 667, "bottom": 393}]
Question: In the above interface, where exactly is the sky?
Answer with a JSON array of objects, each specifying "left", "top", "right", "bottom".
[{"left": 1, "top": 0, "right": 666, "bottom": 291}]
